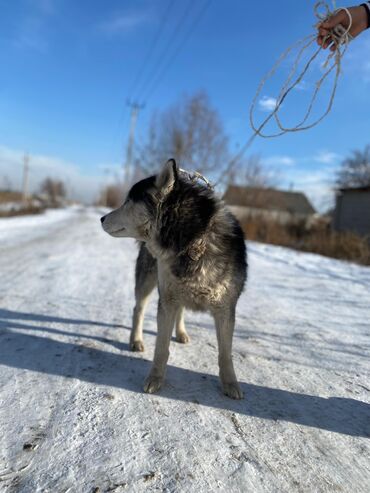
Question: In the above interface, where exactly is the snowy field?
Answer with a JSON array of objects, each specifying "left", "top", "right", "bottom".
[{"left": 0, "top": 207, "right": 369, "bottom": 492}]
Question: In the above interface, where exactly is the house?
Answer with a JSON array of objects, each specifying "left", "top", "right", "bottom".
[
  {"left": 223, "top": 185, "right": 316, "bottom": 225},
  {"left": 333, "top": 186, "right": 370, "bottom": 237}
]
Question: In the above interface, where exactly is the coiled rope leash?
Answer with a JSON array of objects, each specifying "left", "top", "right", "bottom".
[
  {"left": 218, "top": 1, "right": 353, "bottom": 183},
  {"left": 250, "top": 1, "right": 352, "bottom": 138},
  {"left": 179, "top": 168, "right": 214, "bottom": 189}
]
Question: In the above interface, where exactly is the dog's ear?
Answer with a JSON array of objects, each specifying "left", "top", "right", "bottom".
[{"left": 155, "top": 159, "right": 178, "bottom": 195}]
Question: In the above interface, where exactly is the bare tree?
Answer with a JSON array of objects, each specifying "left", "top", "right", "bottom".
[
  {"left": 336, "top": 146, "right": 370, "bottom": 189},
  {"left": 228, "top": 154, "right": 280, "bottom": 188},
  {"left": 40, "top": 178, "right": 66, "bottom": 205},
  {"left": 136, "top": 92, "right": 230, "bottom": 180}
]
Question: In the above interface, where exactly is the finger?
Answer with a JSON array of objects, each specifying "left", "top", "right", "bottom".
[
  {"left": 317, "top": 35, "right": 329, "bottom": 47},
  {"left": 317, "top": 34, "right": 331, "bottom": 49},
  {"left": 322, "top": 37, "right": 333, "bottom": 49},
  {"left": 318, "top": 27, "right": 330, "bottom": 37}
]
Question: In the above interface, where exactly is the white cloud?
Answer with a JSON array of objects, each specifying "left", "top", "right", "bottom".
[
  {"left": 264, "top": 155, "right": 296, "bottom": 167},
  {"left": 283, "top": 168, "right": 336, "bottom": 212},
  {"left": 0, "top": 144, "right": 121, "bottom": 204},
  {"left": 258, "top": 96, "right": 277, "bottom": 112},
  {"left": 100, "top": 11, "right": 149, "bottom": 35},
  {"left": 314, "top": 150, "right": 342, "bottom": 165},
  {"left": 293, "top": 80, "right": 309, "bottom": 91}
]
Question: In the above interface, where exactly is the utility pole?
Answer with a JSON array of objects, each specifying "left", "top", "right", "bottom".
[
  {"left": 22, "top": 153, "right": 30, "bottom": 204},
  {"left": 124, "top": 100, "right": 145, "bottom": 186}
]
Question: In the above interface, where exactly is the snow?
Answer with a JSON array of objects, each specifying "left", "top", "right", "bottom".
[
  {"left": 0, "top": 206, "right": 82, "bottom": 248},
  {"left": 0, "top": 199, "right": 43, "bottom": 214},
  {"left": 0, "top": 207, "right": 369, "bottom": 492},
  {"left": 0, "top": 202, "right": 24, "bottom": 213}
]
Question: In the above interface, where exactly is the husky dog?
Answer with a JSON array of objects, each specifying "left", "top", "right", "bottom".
[{"left": 101, "top": 159, "right": 247, "bottom": 399}]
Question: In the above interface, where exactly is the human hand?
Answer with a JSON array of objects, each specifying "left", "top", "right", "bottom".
[{"left": 317, "top": 5, "right": 368, "bottom": 50}]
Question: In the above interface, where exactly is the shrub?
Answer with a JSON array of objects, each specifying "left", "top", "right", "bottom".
[
  {"left": 98, "top": 185, "right": 123, "bottom": 209},
  {"left": 239, "top": 217, "right": 370, "bottom": 266}
]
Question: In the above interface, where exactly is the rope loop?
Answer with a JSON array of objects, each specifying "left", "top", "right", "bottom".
[
  {"left": 249, "top": 1, "right": 352, "bottom": 140},
  {"left": 214, "top": 1, "right": 354, "bottom": 186}
]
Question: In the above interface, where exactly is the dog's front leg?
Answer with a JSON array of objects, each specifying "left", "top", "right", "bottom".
[
  {"left": 143, "top": 297, "right": 177, "bottom": 394},
  {"left": 213, "top": 306, "right": 243, "bottom": 400}
]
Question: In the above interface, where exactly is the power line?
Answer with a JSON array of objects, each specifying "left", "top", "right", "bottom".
[
  {"left": 135, "top": 0, "right": 196, "bottom": 101},
  {"left": 117, "top": 0, "right": 211, "bottom": 173},
  {"left": 114, "top": 2, "right": 174, "bottom": 154},
  {"left": 115, "top": 1, "right": 179, "bottom": 163},
  {"left": 128, "top": 0, "right": 175, "bottom": 101},
  {"left": 143, "top": 0, "right": 212, "bottom": 102}
]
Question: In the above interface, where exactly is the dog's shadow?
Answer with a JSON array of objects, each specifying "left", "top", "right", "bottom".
[{"left": 0, "top": 308, "right": 369, "bottom": 439}]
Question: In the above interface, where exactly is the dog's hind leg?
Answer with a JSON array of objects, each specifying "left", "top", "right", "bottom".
[
  {"left": 213, "top": 306, "right": 243, "bottom": 400},
  {"left": 130, "top": 244, "right": 157, "bottom": 352},
  {"left": 175, "top": 306, "right": 190, "bottom": 344}
]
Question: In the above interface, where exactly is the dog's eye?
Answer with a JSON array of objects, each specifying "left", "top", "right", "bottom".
[{"left": 124, "top": 198, "right": 130, "bottom": 206}]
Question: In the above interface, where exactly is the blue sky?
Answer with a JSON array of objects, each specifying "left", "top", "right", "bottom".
[{"left": 1, "top": 0, "right": 370, "bottom": 209}]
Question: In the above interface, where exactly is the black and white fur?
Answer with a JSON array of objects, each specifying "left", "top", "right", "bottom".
[{"left": 101, "top": 159, "right": 247, "bottom": 399}]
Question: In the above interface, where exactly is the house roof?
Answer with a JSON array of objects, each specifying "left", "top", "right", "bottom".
[
  {"left": 338, "top": 185, "right": 370, "bottom": 192},
  {"left": 223, "top": 185, "right": 316, "bottom": 215}
]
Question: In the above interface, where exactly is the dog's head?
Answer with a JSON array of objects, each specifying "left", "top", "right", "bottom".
[{"left": 100, "top": 159, "right": 177, "bottom": 241}]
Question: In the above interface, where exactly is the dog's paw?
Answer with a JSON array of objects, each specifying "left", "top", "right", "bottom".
[
  {"left": 176, "top": 332, "right": 190, "bottom": 344},
  {"left": 222, "top": 381, "right": 244, "bottom": 400},
  {"left": 130, "top": 340, "right": 145, "bottom": 352},
  {"left": 143, "top": 375, "right": 163, "bottom": 394}
]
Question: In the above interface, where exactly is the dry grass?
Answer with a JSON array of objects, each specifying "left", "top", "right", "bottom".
[
  {"left": 0, "top": 190, "right": 45, "bottom": 218},
  {"left": 240, "top": 217, "right": 370, "bottom": 266},
  {"left": 0, "top": 206, "right": 44, "bottom": 218},
  {"left": 0, "top": 191, "right": 23, "bottom": 204}
]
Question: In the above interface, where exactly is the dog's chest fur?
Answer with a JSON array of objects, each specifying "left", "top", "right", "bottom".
[{"left": 157, "top": 256, "right": 232, "bottom": 311}]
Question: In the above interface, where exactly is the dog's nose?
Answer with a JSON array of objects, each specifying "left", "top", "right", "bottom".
[{"left": 100, "top": 216, "right": 106, "bottom": 224}]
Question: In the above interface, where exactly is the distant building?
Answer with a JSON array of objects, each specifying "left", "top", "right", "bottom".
[
  {"left": 333, "top": 186, "right": 370, "bottom": 237},
  {"left": 223, "top": 185, "right": 316, "bottom": 224}
]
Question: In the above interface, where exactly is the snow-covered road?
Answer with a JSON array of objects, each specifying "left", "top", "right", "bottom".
[{"left": 0, "top": 207, "right": 369, "bottom": 492}]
